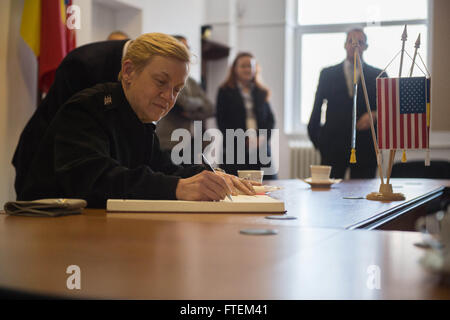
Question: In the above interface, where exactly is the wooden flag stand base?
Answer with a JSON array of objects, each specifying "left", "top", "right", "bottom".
[
  {"left": 366, "top": 183, "right": 405, "bottom": 201},
  {"left": 366, "top": 151, "right": 405, "bottom": 202},
  {"left": 350, "top": 38, "right": 407, "bottom": 203}
]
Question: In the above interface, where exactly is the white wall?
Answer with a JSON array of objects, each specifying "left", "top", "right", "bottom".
[
  {"left": 92, "top": 3, "right": 116, "bottom": 41},
  {"left": 142, "top": 0, "right": 205, "bottom": 82},
  {"left": 74, "top": 0, "right": 143, "bottom": 46},
  {"left": 203, "top": 0, "right": 237, "bottom": 103}
]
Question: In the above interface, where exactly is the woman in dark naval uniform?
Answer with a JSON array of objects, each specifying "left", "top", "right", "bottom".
[{"left": 19, "top": 33, "right": 255, "bottom": 207}]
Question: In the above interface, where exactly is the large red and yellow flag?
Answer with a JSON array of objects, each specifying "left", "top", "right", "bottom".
[{"left": 20, "top": 0, "right": 76, "bottom": 94}]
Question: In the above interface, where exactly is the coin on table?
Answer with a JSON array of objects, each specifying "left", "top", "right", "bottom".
[
  {"left": 239, "top": 228, "right": 278, "bottom": 235},
  {"left": 265, "top": 215, "right": 298, "bottom": 220},
  {"left": 342, "top": 196, "right": 365, "bottom": 199}
]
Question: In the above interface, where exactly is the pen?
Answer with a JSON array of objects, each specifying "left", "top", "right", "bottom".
[{"left": 201, "top": 153, "right": 233, "bottom": 201}]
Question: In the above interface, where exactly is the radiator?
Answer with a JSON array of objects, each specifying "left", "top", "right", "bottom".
[{"left": 289, "top": 141, "right": 321, "bottom": 179}]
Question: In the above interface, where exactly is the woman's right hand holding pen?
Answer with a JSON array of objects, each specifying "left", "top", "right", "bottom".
[{"left": 175, "top": 171, "right": 257, "bottom": 201}]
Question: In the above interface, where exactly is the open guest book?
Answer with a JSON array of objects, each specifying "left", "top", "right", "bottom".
[{"left": 106, "top": 195, "right": 285, "bottom": 213}]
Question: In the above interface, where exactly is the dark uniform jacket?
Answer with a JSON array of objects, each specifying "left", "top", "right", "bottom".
[
  {"left": 216, "top": 85, "right": 275, "bottom": 177},
  {"left": 19, "top": 82, "right": 205, "bottom": 208},
  {"left": 13, "top": 40, "right": 128, "bottom": 196},
  {"left": 307, "top": 62, "right": 385, "bottom": 172}
]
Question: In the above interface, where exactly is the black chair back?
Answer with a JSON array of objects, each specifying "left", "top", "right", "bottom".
[{"left": 391, "top": 160, "right": 450, "bottom": 179}]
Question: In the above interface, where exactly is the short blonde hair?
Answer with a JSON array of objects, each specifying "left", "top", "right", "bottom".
[{"left": 118, "top": 33, "right": 191, "bottom": 80}]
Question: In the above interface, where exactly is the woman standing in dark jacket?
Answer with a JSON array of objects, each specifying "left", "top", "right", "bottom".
[{"left": 216, "top": 52, "right": 276, "bottom": 179}]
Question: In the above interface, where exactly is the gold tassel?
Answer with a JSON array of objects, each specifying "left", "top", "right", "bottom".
[
  {"left": 401, "top": 150, "right": 407, "bottom": 163},
  {"left": 350, "top": 148, "right": 356, "bottom": 163}
]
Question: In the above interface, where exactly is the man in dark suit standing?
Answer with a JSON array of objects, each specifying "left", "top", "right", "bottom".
[
  {"left": 308, "top": 29, "right": 385, "bottom": 179},
  {"left": 12, "top": 39, "right": 130, "bottom": 195}
]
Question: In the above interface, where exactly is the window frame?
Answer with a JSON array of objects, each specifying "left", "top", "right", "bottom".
[{"left": 290, "top": 0, "right": 431, "bottom": 135}]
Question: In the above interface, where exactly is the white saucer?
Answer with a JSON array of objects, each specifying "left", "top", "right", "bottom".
[
  {"left": 254, "top": 185, "right": 282, "bottom": 193},
  {"left": 303, "top": 177, "right": 342, "bottom": 187},
  {"left": 237, "top": 185, "right": 282, "bottom": 194}
]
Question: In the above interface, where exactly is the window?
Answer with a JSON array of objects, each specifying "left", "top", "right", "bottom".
[{"left": 292, "top": 0, "right": 429, "bottom": 133}]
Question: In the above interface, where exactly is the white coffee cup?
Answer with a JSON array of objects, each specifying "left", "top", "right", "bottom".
[
  {"left": 237, "top": 170, "right": 264, "bottom": 183},
  {"left": 310, "top": 165, "right": 331, "bottom": 181}
]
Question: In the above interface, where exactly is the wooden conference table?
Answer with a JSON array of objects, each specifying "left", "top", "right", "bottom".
[
  {"left": 0, "top": 178, "right": 449, "bottom": 299},
  {"left": 105, "top": 178, "right": 448, "bottom": 231}
]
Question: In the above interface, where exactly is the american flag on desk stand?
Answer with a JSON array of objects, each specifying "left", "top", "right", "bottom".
[{"left": 377, "top": 77, "right": 431, "bottom": 150}]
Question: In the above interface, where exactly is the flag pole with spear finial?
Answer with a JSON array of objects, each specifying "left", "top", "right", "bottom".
[
  {"left": 399, "top": 25, "right": 408, "bottom": 164},
  {"left": 353, "top": 39, "right": 385, "bottom": 187},
  {"left": 386, "top": 25, "right": 409, "bottom": 185},
  {"left": 399, "top": 25, "right": 407, "bottom": 77},
  {"left": 409, "top": 33, "right": 421, "bottom": 77},
  {"left": 349, "top": 35, "right": 358, "bottom": 164}
]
